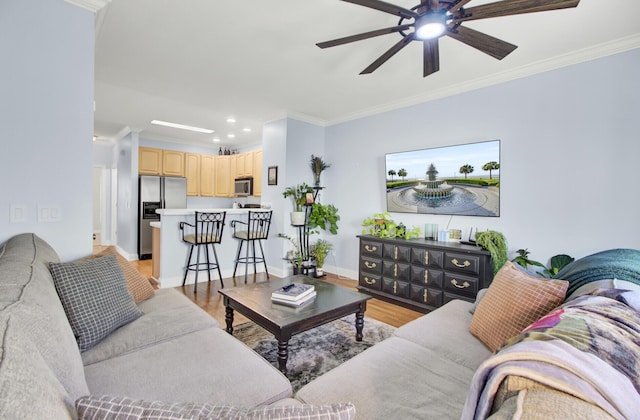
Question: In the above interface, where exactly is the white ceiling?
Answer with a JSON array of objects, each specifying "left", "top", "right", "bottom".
[{"left": 93, "top": 0, "right": 640, "bottom": 149}]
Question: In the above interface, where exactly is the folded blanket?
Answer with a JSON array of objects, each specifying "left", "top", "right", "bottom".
[
  {"left": 462, "top": 289, "right": 640, "bottom": 420},
  {"left": 553, "top": 248, "right": 640, "bottom": 297}
]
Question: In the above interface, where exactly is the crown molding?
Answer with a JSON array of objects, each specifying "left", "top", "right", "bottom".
[
  {"left": 64, "top": 0, "right": 111, "bottom": 13},
  {"left": 327, "top": 34, "right": 640, "bottom": 126}
]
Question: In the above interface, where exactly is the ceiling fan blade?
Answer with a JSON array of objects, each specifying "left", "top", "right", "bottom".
[
  {"left": 447, "top": 25, "right": 517, "bottom": 60},
  {"left": 423, "top": 39, "right": 440, "bottom": 77},
  {"left": 360, "top": 34, "right": 415, "bottom": 74},
  {"left": 447, "top": 0, "right": 473, "bottom": 13},
  {"left": 339, "top": 0, "right": 418, "bottom": 19},
  {"left": 317, "top": 24, "right": 413, "bottom": 48},
  {"left": 454, "top": 0, "right": 580, "bottom": 23}
]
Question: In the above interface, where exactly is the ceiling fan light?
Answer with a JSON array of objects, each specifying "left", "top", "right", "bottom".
[{"left": 415, "top": 13, "right": 446, "bottom": 40}]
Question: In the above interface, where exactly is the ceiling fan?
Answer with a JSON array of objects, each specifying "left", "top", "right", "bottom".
[{"left": 317, "top": 0, "right": 581, "bottom": 77}]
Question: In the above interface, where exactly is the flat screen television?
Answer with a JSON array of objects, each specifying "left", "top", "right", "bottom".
[{"left": 385, "top": 139, "right": 500, "bottom": 217}]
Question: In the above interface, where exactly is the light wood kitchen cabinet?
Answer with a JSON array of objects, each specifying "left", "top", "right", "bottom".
[
  {"left": 200, "top": 155, "right": 215, "bottom": 197},
  {"left": 236, "top": 151, "right": 254, "bottom": 178},
  {"left": 215, "top": 155, "right": 231, "bottom": 197},
  {"left": 162, "top": 150, "right": 185, "bottom": 177},
  {"left": 138, "top": 147, "right": 162, "bottom": 175},
  {"left": 252, "top": 149, "right": 263, "bottom": 197},
  {"left": 185, "top": 153, "right": 200, "bottom": 196}
]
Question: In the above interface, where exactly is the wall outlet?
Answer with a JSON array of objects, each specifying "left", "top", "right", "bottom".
[
  {"left": 37, "top": 205, "right": 62, "bottom": 223},
  {"left": 10, "top": 205, "right": 27, "bottom": 223}
]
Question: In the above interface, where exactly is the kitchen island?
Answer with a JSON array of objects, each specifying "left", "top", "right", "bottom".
[{"left": 153, "top": 208, "right": 272, "bottom": 288}]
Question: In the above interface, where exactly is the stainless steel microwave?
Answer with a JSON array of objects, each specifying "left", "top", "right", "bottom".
[{"left": 234, "top": 177, "right": 253, "bottom": 196}]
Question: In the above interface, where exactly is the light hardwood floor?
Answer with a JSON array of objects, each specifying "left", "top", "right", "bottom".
[{"left": 129, "top": 258, "right": 423, "bottom": 328}]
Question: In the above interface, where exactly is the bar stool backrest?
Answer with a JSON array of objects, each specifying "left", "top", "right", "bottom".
[
  {"left": 235, "top": 211, "right": 272, "bottom": 240},
  {"left": 183, "top": 212, "right": 226, "bottom": 245}
]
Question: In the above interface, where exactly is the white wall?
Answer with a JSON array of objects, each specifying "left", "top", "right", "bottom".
[
  {"left": 323, "top": 48, "right": 640, "bottom": 277},
  {"left": 0, "top": 0, "right": 94, "bottom": 260}
]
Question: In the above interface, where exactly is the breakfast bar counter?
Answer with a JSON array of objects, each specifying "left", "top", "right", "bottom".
[{"left": 153, "top": 208, "right": 271, "bottom": 288}]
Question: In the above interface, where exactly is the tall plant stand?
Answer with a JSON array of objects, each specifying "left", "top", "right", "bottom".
[{"left": 292, "top": 187, "right": 324, "bottom": 277}]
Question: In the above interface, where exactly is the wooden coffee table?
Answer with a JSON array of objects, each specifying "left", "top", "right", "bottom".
[{"left": 219, "top": 275, "right": 371, "bottom": 375}]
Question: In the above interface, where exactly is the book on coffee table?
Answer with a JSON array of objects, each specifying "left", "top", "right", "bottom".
[
  {"left": 271, "top": 291, "right": 317, "bottom": 307},
  {"left": 271, "top": 283, "right": 315, "bottom": 301}
]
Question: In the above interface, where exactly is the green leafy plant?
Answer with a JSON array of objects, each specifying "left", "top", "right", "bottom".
[
  {"left": 282, "top": 183, "right": 313, "bottom": 212},
  {"left": 475, "top": 230, "right": 507, "bottom": 275},
  {"left": 312, "top": 239, "right": 333, "bottom": 269},
  {"left": 361, "top": 212, "right": 421, "bottom": 239},
  {"left": 278, "top": 233, "right": 303, "bottom": 268},
  {"left": 512, "top": 249, "right": 574, "bottom": 278},
  {"left": 308, "top": 203, "right": 340, "bottom": 235}
]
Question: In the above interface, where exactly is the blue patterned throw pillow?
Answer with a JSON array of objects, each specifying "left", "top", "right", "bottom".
[{"left": 49, "top": 254, "right": 142, "bottom": 351}]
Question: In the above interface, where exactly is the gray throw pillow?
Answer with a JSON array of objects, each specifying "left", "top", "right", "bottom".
[
  {"left": 76, "top": 395, "right": 356, "bottom": 420},
  {"left": 49, "top": 254, "right": 142, "bottom": 351}
]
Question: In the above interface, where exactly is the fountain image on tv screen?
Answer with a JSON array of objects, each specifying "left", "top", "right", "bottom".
[{"left": 385, "top": 140, "right": 500, "bottom": 217}]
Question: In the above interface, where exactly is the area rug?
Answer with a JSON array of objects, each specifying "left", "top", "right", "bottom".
[{"left": 233, "top": 316, "right": 395, "bottom": 392}]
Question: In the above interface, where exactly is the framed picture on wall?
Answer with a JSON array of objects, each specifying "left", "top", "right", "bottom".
[{"left": 268, "top": 166, "right": 278, "bottom": 186}]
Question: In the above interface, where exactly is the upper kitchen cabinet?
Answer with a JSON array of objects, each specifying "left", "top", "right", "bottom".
[
  {"left": 252, "top": 150, "right": 263, "bottom": 197},
  {"left": 138, "top": 147, "right": 162, "bottom": 175},
  {"left": 200, "top": 155, "right": 215, "bottom": 197},
  {"left": 185, "top": 153, "right": 200, "bottom": 196},
  {"left": 162, "top": 150, "right": 185, "bottom": 177},
  {"left": 215, "top": 155, "right": 231, "bottom": 197},
  {"left": 236, "top": 151, "right": 254, "bottom": 178}
]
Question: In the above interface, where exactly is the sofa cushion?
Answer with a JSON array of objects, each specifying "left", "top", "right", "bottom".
[
  {"left": 469, "top": 261, "right": 568, "bottom": 352},
  {"left": 49, "top": 254, "right": 143, "bottom": 351},
  {"left": 84, "top": 327, "right": 292, "bottom": 406},
  {"left": 82, "top": 288, "right": 219, "bottom": 366},
  {"left": 76, "top": 395, "right": 355, "bottom": 420},
  {"left": 296, "top": 336, "right": 476, "bottom": 420},
  {"left": 0, "top": 233, "right": 90, "bottom": 409},
  {"left": 84, "top": 247, "right": 155, "bottom": 303},
  {"left": 394, "top": 299, "right": 491, "bottom": 370}
]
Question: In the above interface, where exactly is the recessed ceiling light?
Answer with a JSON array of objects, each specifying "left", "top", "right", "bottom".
[
  {"left": 227, "top": 134, "right": 235, "bottom": 139},
  {"left": 226, "top": 117, "right": 236, "bottom": 123},
  {"left": 242, "top": 127, "right": 252, "bottom": 132},
  {"left": 151, "top": 120, "right": 214, "bottom": 134},
  {"left": 212, "top": 138, "right": 220, "bottom": 143}
]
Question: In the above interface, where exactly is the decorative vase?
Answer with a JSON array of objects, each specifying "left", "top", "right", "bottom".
[
  {"left": 314, "top": 173, "right": 321, "bottom": 187},
  {"left": 290, "top": 211, "right": 305, "bottom": 226},
  {"left": 315, "top": 267, "right": 324, "bottom": 277},
  {"left": 292, "top": 266, "right": 303, "bottom": 275}
]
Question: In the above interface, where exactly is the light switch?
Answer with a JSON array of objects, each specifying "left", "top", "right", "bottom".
[
  {"left": 10, "top": 205, "right": 27, "bottom": 223},
  {"left": 37, "top": 205, "right": 62, "bottom": 222}
]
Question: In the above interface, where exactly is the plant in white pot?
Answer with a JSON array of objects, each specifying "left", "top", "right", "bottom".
[
  {"left": 283, "top": 183, "right": 313, "bottom": 226},
  {"left": 312, "top": 238, "right": 333, "bottom": 277}
]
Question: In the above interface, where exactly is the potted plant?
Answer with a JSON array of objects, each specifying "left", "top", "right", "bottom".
[
  {"left": 278, "top": 233, "right": 304, "bottom": 274},
  {"left": 312, "top": 239, "right": 333, "bottom": 277},
  {"left": 361, "top": 212, "right": 421, "bottom": 239},
  {"left": 310, "top": 155, "right": 330, "bottom": 187},
  {"left": 475, "top": 230, "right": 507, "bottom": 275},
  {"left": 283, "top": 183, "right": 313, "bottom": 225},
  {"left": 307, "top": 203, "right": 340, "bottom": 234},
  {"left": 512, "top": 248, "right": 574, "bottom": 278}
]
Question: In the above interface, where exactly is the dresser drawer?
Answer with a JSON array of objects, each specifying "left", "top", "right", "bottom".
[
  {"left": 360, "top": 240, "right": 382, "bottom": 258},
  {"left": 382, "top": 278, "right": 410, "bottom": 299},
  {"left": 410, "top": 266, "right": 443, "bottom": 288},
  {"left": 410, "top": 248, "right": 444, "bottom": 268},
  {"left": 444, "top": 252, "right": 480, "bottom": 275},
  {"left": 383, "top": 261, "right": 411, "bottom": 282},
  {"left": 443, "top": 291, "right": 475, "bottom": 305},
  {"left": 360, "top": 256, "right": 382, "bottom": 275},
  {"left": 359, "top": 273, "right": 382, "bottom": 291},
  {"left": 443, "top": 272, "right": 479, "bottom": 297},
  {"left": 383, "top": 243, "right": 411, "bottom": 263},
  {"left": 410, "top": 285, "right": 443, "bottom": 307}
]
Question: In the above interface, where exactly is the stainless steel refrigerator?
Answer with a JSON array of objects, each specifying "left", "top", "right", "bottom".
[{"left": 138, "top": 176, "right": 187, "bottom": 259}]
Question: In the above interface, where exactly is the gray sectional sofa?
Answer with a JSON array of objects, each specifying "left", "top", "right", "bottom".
[
  {"left": 2, "top": 232, "right": 637, "bottom": 419},
  {"left": 0, "top": 233, "right": 293, "bottom": 418}
]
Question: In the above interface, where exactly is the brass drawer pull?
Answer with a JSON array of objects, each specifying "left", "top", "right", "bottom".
[
  {"left": 423, "top": 289, "right": 428, "bottom": 303},
  {"left": 364, "top": 277, "right": 376, "bottom": 285},
  {"left": 364, "top": 245, "right": 378, "bottom": 252},
  {"left": 393, "top": 281, "right": 398, "bottom": 294},
  {"left": 364, "top": 261, "right": 377, "bottom": 269},
  {"left": 451, "top": 279, "right": 470, "bottom": 289},
  {"left": 424, "top": 271, "right": 428, "bottom": 284},
  {"left": 451, "top": 258, "right": 471, "bottom": 268},
  {"left": 394, "top": 246, "right": 398, "bottom": 260},
  {"left": 424, "top": 252, "right": 429, "bottom": 265},
  {"left": 394, "top": 264, "right": 398, "bottom": 277}
]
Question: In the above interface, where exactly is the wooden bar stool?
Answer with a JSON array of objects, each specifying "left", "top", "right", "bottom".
[
  {"left": 230, "top": 210, "right": 272, "bottom": 283},
  {"left": 180, "top": 211, "right": 226, "bottom": 293}
]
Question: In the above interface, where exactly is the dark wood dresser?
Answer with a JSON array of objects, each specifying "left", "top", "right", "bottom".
[{"left": 357, "top": 235, "right": 494, "bottom": 313}]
